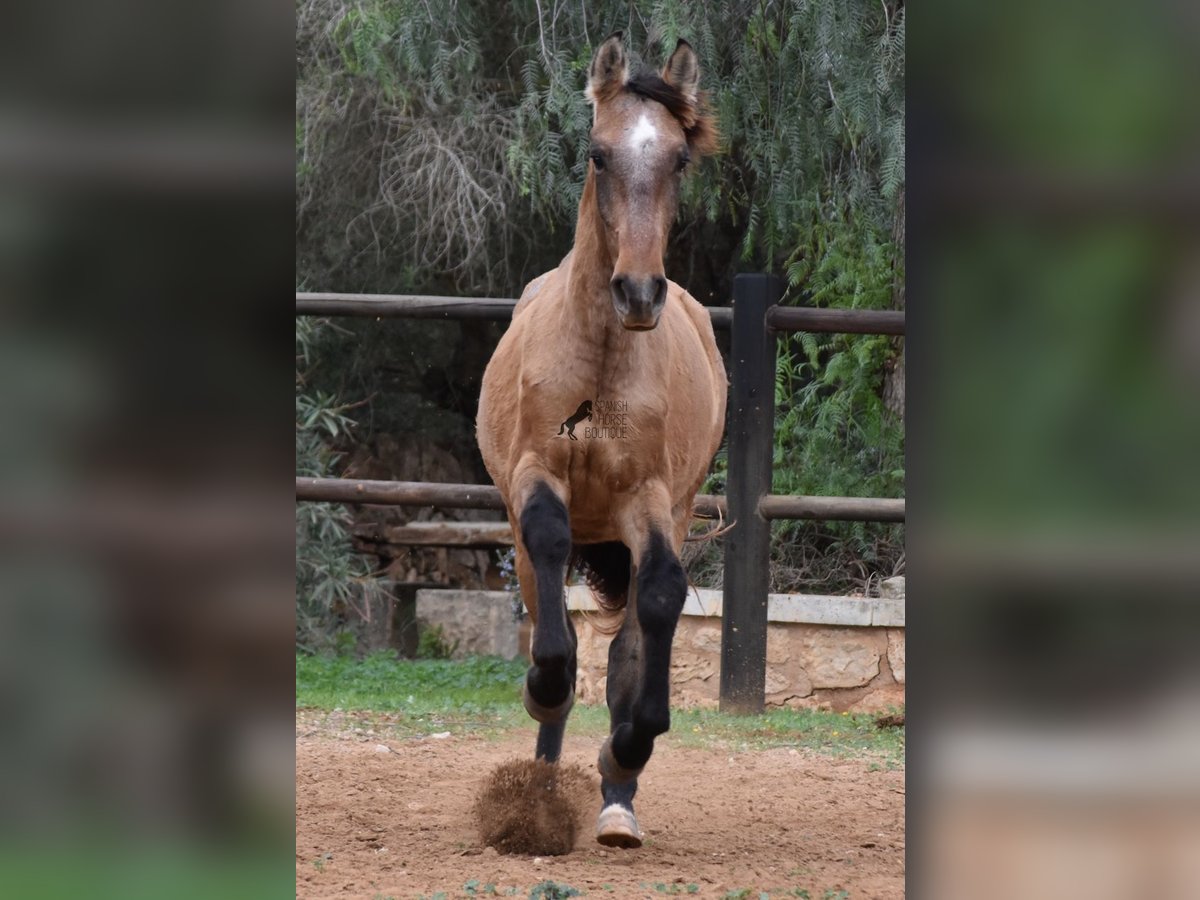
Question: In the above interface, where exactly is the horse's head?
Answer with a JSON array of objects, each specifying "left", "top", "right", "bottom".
[
  {"left": 585, "top": 34, "right": 718, "bottom": 331},
  {"left": 582, "top": 400, "right": 594, "bottom": 420}
]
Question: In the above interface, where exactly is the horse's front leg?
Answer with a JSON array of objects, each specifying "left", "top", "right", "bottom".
[{"left": 515, "top": 480, "right": 576, "bottom": 762}]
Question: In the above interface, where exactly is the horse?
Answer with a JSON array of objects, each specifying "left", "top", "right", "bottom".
[
  {"left": 476, "top": 33, "right": 725, "bottom": 849},
  {"left": 556, "top": 400, "right": 594, "bottom": 441}
]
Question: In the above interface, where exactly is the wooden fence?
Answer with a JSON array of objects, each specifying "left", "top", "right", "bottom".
[{"left": 295, "top": 274, "right": 904, "bottom": 712}]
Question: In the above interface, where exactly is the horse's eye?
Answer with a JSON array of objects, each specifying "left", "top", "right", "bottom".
[
  {"left": 676, "top": 152, "right": 691, "bottom": 173},
  {"left": 590, "top": 151, "right": 606, "bottom": 172}
]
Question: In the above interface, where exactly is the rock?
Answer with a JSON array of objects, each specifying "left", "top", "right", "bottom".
[
  {"left": 887, "top": 629, "right": 905, "bottom": 684},
  {"left": 854, "top": 681, "right": 906, "bottom": 713},
  {"left": 764, "top": 664, "right": 813, "bottom": 707},
  {"left": 880, "top": 576, "right": 905, "bottom": 600},
  {"left": 766, "top": 625, "right": 792, "bottom": 664},
  {"left": 415, "top": 589, "right": 521, "bottom": 659},
  {"left": 797, "top": 628, "right": 881, "bottom": 688},
  {"left": 671, "top": 654, "right": 716, "bottom": 684},
  {"left": 688, "top": 623, "right": 723, "bottom": 654}
]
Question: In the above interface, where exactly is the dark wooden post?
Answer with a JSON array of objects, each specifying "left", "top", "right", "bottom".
[
  {"left": 720, "top": 273, "right": 783, "bottom": 714},
  {"left": 389, "top": 581, "right": 441, "bottom": 657}
]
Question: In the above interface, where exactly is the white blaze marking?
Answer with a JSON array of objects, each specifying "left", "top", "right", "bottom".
[{"left": 627, "top": 113, "right": 657, "bottom": 149}]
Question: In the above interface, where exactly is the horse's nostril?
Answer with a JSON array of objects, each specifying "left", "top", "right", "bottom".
[
  {"left": 652, "top": 276, "right": 667, "bottom": 309},
  {"left": 610, "top": 275, "right": 631, "bottom": 310}
]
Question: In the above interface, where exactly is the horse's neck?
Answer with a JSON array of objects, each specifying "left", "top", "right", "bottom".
[{"left": 558, "top": 173, "right": 636, "bottom": 356}]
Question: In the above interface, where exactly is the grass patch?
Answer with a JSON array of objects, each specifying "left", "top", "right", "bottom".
[
  {"left": 297, "top": 652, "right": 527, "bottom": 711},
  {"left": 667, "top": 706, "right": 904, "bottom": 765},
  {"left": 297, "top": 653, "right": 902, "bottom": 765}
]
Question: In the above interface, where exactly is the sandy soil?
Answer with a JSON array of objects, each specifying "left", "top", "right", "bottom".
[{"left": 296, "top": 721, "right": 904, "bottom": 899}]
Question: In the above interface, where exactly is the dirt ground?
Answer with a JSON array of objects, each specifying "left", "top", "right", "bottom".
[{"left": 296, "top": 721, "right": 904, "bottom": 899}]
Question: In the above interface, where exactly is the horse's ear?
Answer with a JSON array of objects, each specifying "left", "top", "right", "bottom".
[
  {"left": 587, "top": 32, "right": 627, "bottom": 104},
  {"left": 662, "top": 39, "right": 700, "bottom": 105}
]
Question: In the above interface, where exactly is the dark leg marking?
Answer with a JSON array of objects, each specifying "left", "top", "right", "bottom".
[
  {"left": 520, "top": 482, "right": 575, "bottom": 761},
  {"left": 601, "top": 616, "right": 641, "bottom": 809},
  {"left": 607, "top": 529, "right": 686, "bottom": 775}
]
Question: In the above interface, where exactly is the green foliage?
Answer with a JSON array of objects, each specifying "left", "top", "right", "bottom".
[
  {"left": 528, "top": 882, "right": 583, "bottom": 900},
  {"left": 416, "top": 623, "right": 460, "bottom": 659},
  {"left": 297, "top": 0, "right": 903, "bottom": 293},
  {"left": 295, "top": 318, "right": 388, "bottom": 650}
]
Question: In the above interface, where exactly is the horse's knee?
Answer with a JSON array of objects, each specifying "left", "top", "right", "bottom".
[
  {"left": 520, "top": 483, "right": 570, "bottom": 564},
  {"left": 634, "top": 704, "right": 671, "bottom": 738},
  {"left": 635, "top": 531, "right": 686, "bottom": 635},
  {"left": 531, "top": 639, "right": 573, "bottom": 673},
  {"left": 531, "top": 612, "right": 576, "bottom": 672}
]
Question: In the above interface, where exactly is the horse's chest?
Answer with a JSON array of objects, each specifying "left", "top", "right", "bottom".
[{"left": 561, "top": 407, "right": 668, "bottom": 519}]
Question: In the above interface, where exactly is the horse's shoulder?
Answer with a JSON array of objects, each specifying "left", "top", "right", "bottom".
[
  {"left": 513, "top": 261, "right": 567, "bottom": 319},
  {"left": 667, "top": 281, "right": 715, "bottom": 334}
]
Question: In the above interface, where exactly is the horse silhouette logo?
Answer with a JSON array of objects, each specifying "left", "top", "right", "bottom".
[{"left": 556, "top": 400, "right": 593, "bottom": 441}]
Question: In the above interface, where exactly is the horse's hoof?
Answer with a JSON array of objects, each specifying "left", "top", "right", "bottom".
[
  {"left": 597, "top": 736, "right": 642, "bottom": 784},
  {"left": 596, "top": 804, "right": 642, "bottom": 849},
  {"left": 523, "top": 683, "right": 574, "bottom": 724}
]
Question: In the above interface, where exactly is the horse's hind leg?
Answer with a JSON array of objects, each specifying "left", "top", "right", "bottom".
[
  {"left": 597, "top": 493, "right": 687, "bottom": 843},
  {"left": 516, "top": 481, "right": 576, "bottom": 762},
  {"left": 599, "top": 528, "right": 686, "bottom": 777},
  {"left": 598, "top": 599, "right": 644, "bottom": 848}
]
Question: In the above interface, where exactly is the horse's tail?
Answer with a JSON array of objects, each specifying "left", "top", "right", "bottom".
[
  {"left": 556, "top": 421, "right": 566, "bottom": 435},
  {"left": 571, "top": 541, "right": 630, "bottom": 634}
]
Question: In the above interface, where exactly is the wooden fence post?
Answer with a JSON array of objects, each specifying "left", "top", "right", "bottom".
[{"left": 720, "top": 273, "right": 783, "bottom": 714}]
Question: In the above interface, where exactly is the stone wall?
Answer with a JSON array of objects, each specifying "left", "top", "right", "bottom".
[
  {"left": 415, "top": 589, "right": 524, "bottom": 660},
  {"left": 570, "top": 578, "right": 905, "bottom": 713},
  {"left": 414, "top": 577, "right": 905, "bottom": 713}
]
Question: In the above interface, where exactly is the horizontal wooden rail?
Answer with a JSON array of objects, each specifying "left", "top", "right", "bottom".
[
  {"left": 765, "top": 306, "right": 905, "bottom": 335},
  {"left": 297, "top": 292, "right": 734, "bottom": 329},
  {"left": 295, "top": 477, "right": 903, "bottom": 523},
  {"left": 352, "top": 519, "right": 711, "bottom": 547},
  {"left": 296, "top": 476, "right": 506, "bottom": 510},
  {"left": 352, "top": 520, "right": 515, "bottom": 548},
  {"left": 297, "top": 293, "right": 518, "bottom": 321},
  {"left": 296, "top": 293, "right": 905, "bottom": 335},
  {"left": 759, "top": 494, "right": 905, "bottom": 522}
]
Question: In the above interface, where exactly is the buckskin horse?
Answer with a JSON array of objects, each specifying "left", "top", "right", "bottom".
[{"left": 476, "top": 33, "right": 726, "bottom": 849}]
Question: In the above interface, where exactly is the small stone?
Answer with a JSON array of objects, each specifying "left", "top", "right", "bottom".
[
  {"left": 430, "top": 731, "right": 451, "bottom": 739},
  {"left": 374, "top": 744, "right": 391, "bottom": 753},
  {"left": 689, "top": 623, "right": 723, "bottom": 654},
  {"left": 887, "top": 630, "right": 905, "bottom": 684},
  {"left": 764, "top": 665, "right": 789, "bottom": 695},
  {"left": 880, "top": 576, "right": 905, "bottom": 600},
  {"left": 797, "top": 628, "right": 881, "bottom": 688}
]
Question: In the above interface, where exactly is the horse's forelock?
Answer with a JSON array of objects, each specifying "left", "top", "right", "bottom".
[{"left": 623, "top": 71, "right": 719, "bottom": 156}]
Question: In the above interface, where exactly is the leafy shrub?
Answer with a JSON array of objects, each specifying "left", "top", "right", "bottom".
[
  {"left": 295, "top": 318, "right": 389, "bottom": 650},
  {"left": 416, "top": 623, "right": 460, "bottom": 659}
]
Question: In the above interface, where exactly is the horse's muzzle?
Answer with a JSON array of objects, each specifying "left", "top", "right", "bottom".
[{"left": 610, "top": 274, "right": 667, "bottom": 330}]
